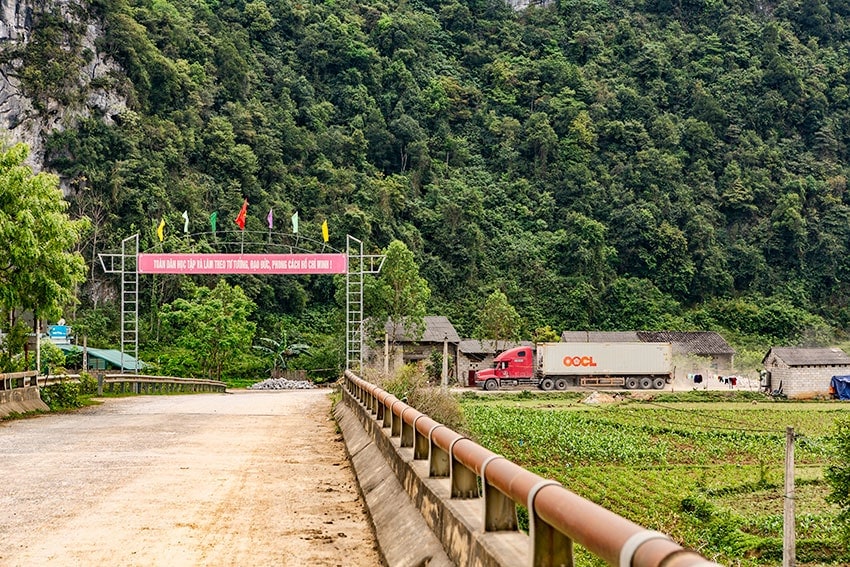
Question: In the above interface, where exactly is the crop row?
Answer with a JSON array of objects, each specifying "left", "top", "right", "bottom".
[{"left": 459, "top": 397, "right": 847, "bottom": 566}]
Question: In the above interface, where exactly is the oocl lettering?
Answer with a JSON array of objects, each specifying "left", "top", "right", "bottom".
[{"left": 562, "top": 355, "right": 597, "bottom": 367}]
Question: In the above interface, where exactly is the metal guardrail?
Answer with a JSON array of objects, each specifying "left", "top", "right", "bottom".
[
  {"left": 9, "top": 372, "right": 226, "bottom": 394},
  {"left": 102, "top": 374, "right": 227, "bottom": 394},
  {"left": 0, "top": 371, "right": 38, "bottom": 390},
  {"left": 343, "top": 370, "right": 722, "bottom": 567}
]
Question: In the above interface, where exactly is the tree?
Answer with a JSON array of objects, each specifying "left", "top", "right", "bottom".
[
  {"left": 826, "top": 417, "right": 850, "bottom": 548},
  {"left": 159, "top": 280, "right": 256, "bottom": 380},
  {"left": 0, "top": 143, "right": 87, "bottom": 339},
  {"left": 253, "top": 332, "right": 310, "bottom": 376},
  {"left": 366, "top": 240, "right": 431, "bottom": 352},
  {"left": 475, "top": 290, "right": 522, "bottom": 352}
]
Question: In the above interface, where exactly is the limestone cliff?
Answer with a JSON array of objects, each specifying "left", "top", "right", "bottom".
[{"left": 0, "top": 0, "right": 126, "bottom": 174}]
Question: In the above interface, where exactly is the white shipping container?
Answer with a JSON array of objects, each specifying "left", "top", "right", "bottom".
[{"left": 538, "top": 342, "right": 672, "bottom": 377}]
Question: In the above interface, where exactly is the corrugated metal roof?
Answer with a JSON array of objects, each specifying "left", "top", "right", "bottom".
[
  {"left": 636, "top": 331, "right": 736, "bottom": 355},
  {"left": 458, "top": 339, "right": 533, "bottom": 354},
  {"left": 561, "top": 331, "right": 641, "bottom": 342},
  {"left": 764, "top": 347, "right": 850, "bottom": 366},
  {"left": 386, "top": 316, "right": 461, "bottom": 343},
  {"left": 561, "top": 330, "right": 734, "bottom": 355},
  {"left": 56, "top": 344, "right": 146, "bottom": 370}
]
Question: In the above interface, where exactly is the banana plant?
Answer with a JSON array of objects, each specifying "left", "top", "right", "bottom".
[{"left": 253, "top": 332, "right": 310, "bottom": 375}]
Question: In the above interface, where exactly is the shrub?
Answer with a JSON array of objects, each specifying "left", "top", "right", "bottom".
[
  {"left": 826, "top": 417, "right": 850, "bottom": 550},
  {"left": 376, "top": 364, "right": 467, "bottom": 434},
  {"left": 78, "top": 371, "right": 98, "bottom": 395},
  {"left": 40, "top": 381, "right": 82, "bottom": 410}
]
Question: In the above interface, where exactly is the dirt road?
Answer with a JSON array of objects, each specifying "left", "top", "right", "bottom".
[{"left": 0, "top": 389, "right": 380, "bottom": 566}]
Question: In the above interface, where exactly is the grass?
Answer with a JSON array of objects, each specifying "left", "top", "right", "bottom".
[{"left": 458, "top": 391, "right": 850, "bottom": 566}]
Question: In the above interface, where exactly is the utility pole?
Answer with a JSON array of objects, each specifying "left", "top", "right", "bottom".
[
  {"left": 384, "top": 332, "right": 389, "bottom": 375},
  {"left": 784, "top": 426, "right": 796, "bottom": 567},
  {"left": 442, "top": 335, "right": 448, "bottom": 389}
]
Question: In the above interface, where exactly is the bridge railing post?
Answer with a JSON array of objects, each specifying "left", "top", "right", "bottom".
[
  {"left": 401, "top": 407, "right": 419, "bottom": 448},
  {"left": 390, "top": 401, "right": 404, "bottom": 437},
  {"left": 449, "top": 437, "right": 478, "bottom": 499}
]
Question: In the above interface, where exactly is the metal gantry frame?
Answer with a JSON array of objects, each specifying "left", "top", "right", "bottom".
[
  {"left": 98, "top": 234, "right": 140, "bottom": 373},
  {"left": 346, "top": 235, "right": 385, "bottom": 372},
  {"left": 98, "top": 233, "right": 382, "bottom": 375}
]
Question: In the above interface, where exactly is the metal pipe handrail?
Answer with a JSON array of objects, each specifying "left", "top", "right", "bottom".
[
  {"left": 103, "top": 374, "right": 225, "bottom": 387},
  {"left": 342, "top": 370, "right": 721, "bottom": 567}
]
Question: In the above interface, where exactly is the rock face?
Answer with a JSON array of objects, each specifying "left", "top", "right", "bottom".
[{"left": 0, "top": 0, "right": 126, "bottom": 173}]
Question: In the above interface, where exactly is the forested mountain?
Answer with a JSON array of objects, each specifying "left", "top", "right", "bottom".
[{"left": 12, "top": 0, "right": 850, "bottom": 367}]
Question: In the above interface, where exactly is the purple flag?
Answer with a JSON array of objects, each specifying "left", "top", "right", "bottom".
[{"left": 267, "top": 208, "right": 273, "bottom": 229}]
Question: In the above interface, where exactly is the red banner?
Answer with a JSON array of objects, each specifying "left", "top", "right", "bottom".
[{"left": 138, "top": 253, "right": 347, "bottom": 274}]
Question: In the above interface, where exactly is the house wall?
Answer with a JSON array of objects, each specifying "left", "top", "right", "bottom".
[
  {"left": 457, "top": 354, "right": 495, "bottom": 388},
  {"left": 768, "top": 365, "right": 850, "bottom": 397},
  {"left": 366, "top": 343, "right": 459, "bottom": 383}
]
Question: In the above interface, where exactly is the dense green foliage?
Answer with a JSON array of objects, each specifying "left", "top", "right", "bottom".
[
  {"left": 15, "top": 0, "right": 850, "bottom": 376},
  {"left": 826, "top": 417, "right": 850, "bottom": 548},
  {"left": 461, "top": 393, "right": 849, "bottom": 565},
  {"left": 0, "top": 144, "right": 87, "bottom": 372}
]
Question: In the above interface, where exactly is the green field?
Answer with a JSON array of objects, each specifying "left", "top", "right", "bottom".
[{"left": 459, "top": 391, "right": 848, "bottom": 566}]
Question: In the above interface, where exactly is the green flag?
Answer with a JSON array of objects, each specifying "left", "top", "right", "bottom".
[
  {"left": 291, "top": 211, "right": 299, "bottom": 234},
  {"left": 210, "top": 211, "right": 218, "bottom": 233}
]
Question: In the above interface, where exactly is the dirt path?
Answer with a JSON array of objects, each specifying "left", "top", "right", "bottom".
[{"left": 0, "top": 389, "right": 381, "bottom": 567}]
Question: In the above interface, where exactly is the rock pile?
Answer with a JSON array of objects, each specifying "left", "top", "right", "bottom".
[
  {"left": 581, "top": 391, "right": 619, "bottom": 405},
  {"left": 250, "top": 378, "right": 316, "bottom": 390}
]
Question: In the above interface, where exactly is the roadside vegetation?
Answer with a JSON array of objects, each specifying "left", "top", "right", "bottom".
[{"left": 459, "top": 391, "right": 849, "bottom": 566}]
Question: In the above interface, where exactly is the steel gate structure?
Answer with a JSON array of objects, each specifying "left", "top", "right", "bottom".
[{"left": 99, "top": 233, "right": 384, "bottom": 374}]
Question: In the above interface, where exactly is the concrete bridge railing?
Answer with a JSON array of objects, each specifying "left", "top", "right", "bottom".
[
  {"left": 101, "top": 374, "right": 227, "bottom": 394},
  {"left": 340, "top": 370, "right": 723, "bottom": 567},
  {"left": 0, "top": 370, "right": 38, "bottom": 390}
]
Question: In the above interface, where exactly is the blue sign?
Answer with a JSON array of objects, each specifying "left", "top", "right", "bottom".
[{"left": 48, "top": 325, "right": 69, "bottom": 339}]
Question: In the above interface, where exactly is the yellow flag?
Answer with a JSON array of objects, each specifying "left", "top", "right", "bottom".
[
  {"left": 321, "top": 219, "right": 329, "bottom": 242},
  {"left": 157, "top": 218, "right": 165, "bottom": 242}
]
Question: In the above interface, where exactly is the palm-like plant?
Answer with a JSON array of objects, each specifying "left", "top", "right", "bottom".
[{"left": 253, "top": 332, "right": 311, "bottom": 376}]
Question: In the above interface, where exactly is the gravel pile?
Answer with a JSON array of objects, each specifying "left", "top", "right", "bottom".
[{"left": 250, "top": 378, "right": 316, "bottom": 390}]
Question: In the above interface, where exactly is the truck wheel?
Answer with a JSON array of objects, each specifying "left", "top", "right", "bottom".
[
  {"left": 625, "top": 377, "right": 639, "bottom": 389},
  {"left": 639, "top": 377, "right": 653, "bottom": 389},
  {"left": 652, "top": 377, "right": 666, "bottom": 390},
  {"left": 554, "top": 378, "right": 567, "bottom": 391},
  {"left": 540, "top": 378, "right": 555, "bottom": 391},
  {"left": 484, "top": 379, "right": 498, "bottom": 391}
]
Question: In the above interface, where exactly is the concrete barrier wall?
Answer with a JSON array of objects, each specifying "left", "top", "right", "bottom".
[
  {"left": 335, "top": 390, "right": 525, "bottom": 567},
  {"left": 339, "top": 372, "right": 723, "bottom": 567},
  {"left": 0, "top": 386, "right": 49, "bottom": 417}
]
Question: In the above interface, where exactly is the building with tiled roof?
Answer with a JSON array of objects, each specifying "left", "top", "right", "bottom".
[
  {"left": 762, "top": 347, "right": 850, "bottom": 397},
  {"left": 561, "top": 330, "right": 736, "bottom": 373}
]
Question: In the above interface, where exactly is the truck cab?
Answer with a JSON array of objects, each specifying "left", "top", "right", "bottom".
[{"left": 474, "top": 346, "right": 534, "bottom": 390}]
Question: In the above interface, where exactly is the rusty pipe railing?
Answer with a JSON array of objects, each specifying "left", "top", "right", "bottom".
[{"left": 343, "top": 370, "right": 721, "bottom": 567}]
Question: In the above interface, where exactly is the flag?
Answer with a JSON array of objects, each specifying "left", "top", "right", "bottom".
[
  {"left": 321, "top": 219, "right": 329, "bottom": 242},
  {"left": 210, "top": 211, "right": 218, "bottom": 233},
  {"left": 157, "top": 218, "right": 165, "bottom": 242},
  {"left": 234, "top": 198, "right": 248, "bottom": 230},
  {"left": 291, "top": 211, "right": 299, "bottom": 234},
  {"left": 267, "top": 208, "right": 273, "bottom": 230},
  {"left": 182, "top": 210, "right": 189, "bottom": 234}
]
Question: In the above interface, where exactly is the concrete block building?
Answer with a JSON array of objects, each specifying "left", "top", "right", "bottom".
[
  {"left": 456, "top": 340, "right": 533, "bottom": 387},
  {"left": 762, "top": 347, "right": 850, "bottom": 398},
  {"left": 561, "top": 330, "right": 736, "bottom": 379}
]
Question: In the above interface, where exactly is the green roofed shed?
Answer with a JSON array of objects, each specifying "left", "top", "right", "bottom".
[{"left": 55, "top": 344, "right": 146, "bottom": 371}]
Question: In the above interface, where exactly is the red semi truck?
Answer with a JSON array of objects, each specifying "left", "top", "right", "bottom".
[{"left": 474, "top": 342, "right": 674, "bottom": 391}]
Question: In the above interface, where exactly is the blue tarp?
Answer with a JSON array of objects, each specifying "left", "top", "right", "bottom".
[{"left": 830, "top": 375, "right": 850, "bottom": 400}]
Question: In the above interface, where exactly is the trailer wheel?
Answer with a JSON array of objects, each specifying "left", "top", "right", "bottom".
[
  {"left": 639, "top": 377, "right": 653, "bottom": 389},
  {"left": 652, "top": 377, "right": 666, "bottom": 390},
  {"left": 484, "top": 379, "right": 498, "bottom": 391},
  {"left": 540, "top": 378, "right": 555, "bottom": 391},
  {"left": 554, "top": 378, "right": 567, "bottom": 391},
  {"left": 625, "top": 377, "right": 639, "bottom": 389}
]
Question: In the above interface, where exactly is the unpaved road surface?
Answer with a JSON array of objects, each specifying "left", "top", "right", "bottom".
[{"left": 0, "top": 390, "right": 380, "bottom": 566}]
